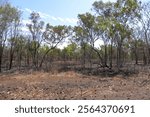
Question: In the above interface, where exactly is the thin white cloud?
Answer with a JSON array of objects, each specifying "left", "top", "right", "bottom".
[
  {"left": 66, "top": 18, "right": 73, "bottom": 23},
  {"left": 51, "top": 16, "right": 58, "bottom": 21},
  {"left": 38, "top": 11, "right": 50, "bottom": 19},
  {"left": 25, "top": 8, "right": 32, "bottom": 14},
  {"left": 57, "top": 17, "right": 65, "bottom": 22},
  {"left": 71, "top": 18, "right": 78, "bottom": 22},
  {"left": 24, "top": 8, "right": 78, "bottom": 24},
  {"left": 65, "top": 18, "right": 78, "bottom": 23}
]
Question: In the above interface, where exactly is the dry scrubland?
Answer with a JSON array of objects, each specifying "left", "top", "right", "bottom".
[
  {"left": 0, "top": 68, "right": 150, "bottom": 100},
  {"left": 1, "top": 1, "right": 150, "bottom": 100}
]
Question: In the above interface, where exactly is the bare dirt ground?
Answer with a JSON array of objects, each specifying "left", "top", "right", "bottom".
[{"left": 0, "top": 70, "right": 150, "bottom": 100}]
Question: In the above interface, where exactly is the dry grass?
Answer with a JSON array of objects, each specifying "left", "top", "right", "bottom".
[{"left": 0, "top": 70, "right": 150, "bottom": 100}]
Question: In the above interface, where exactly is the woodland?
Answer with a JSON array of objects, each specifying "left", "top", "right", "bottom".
[{"left": 0, "top": 0, "right": 150, "bottom": 99}]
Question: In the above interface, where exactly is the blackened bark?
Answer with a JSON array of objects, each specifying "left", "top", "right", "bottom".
[{"left": 0, "top": 46, "right": 4, "bottom": 72}]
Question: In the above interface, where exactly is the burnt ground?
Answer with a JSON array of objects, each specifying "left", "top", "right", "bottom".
[{"left": 0, "top": 70, "right": 150, "bottom": 100}]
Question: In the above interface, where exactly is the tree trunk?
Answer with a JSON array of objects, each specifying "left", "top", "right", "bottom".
[
  {"left": 104, "top": 45, "right": 108, "bottom": 67},
  {"left": 91, "top": 46, "right": 104, "bottom": 67},
  {"left": 18, "top": 52, "right": 22, "bottom": 70},
  {"left": 26, "top": 51, "right": 30, "bottom": 67},
  {"left": 109, "top": 42, "right": 113, "bottom": 69},
  {"left": 0, "top": 54, "right": 2, "bottom": 73},
  {"left": 9, "top": 47, "right": 14, "bottom": 70},
  {"left": 81, "top": 43, "right": 86, "bottom": 69},
  {"left": 117, "top": 45, "right": 122, "bottom": 69},
  {"left": 9, "top": 53, "right": 13, "bottom": 70},
  {"left": 143, "top": 49, "right": 147, "bottom": 65},
  {"left": 39, "top": 48, "right": 53, "bottom": 68},
  {"left": 32, "top": 41, "right": 39, "bottom": 68},
  {"left": 144, "top": 32, "right": 150, "bottom": 65},
  {"left": 148, "top": 47, "right": 150, "bottom": 64},
  {"left": 135, "top": 50, "right": 138, "bottom": 65},
  {"left": 0, "top": 46, "right": 4, "bottom": 72}
]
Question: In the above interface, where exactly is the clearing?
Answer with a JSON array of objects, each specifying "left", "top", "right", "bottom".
[{"left": 0, "top": 70, "right": 150, "bottom": 100}]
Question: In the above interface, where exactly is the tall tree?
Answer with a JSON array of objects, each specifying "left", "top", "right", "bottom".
[
  {"left": 77, "top": 13, "right": 104, "bottom": 67},
  {"left": 27, "top": 12, "right": 44, "bottom": 68},
  {"left": 93, "top": 0, "right": 141, "bottom": 69},
  {"left": 140, "top": 2, "right": 150, "bottom": 64},
  {"left": 73, "top": 26, "right": 88, "bottom": 68},
  {"left": 0, "top": 3, "right": 21, "bottom": 72},
  {"left": 39, "top": 24, "right": 71, "bottom": 68},
  {"left": 93, "top": 1, "right": 117, "bottom": 68},
  {"left": 8, "top": 7, "right": 21, "bottom": 70}
]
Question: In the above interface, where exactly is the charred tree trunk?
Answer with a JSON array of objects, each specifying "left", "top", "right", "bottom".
[
  {"left": 109, "top": 42, "right": 113, "bottom": 69},
  {"left": 9, "top": 47, "right": 14, "bottom": 70},
  {"left": 0, "top": 52, "right": 2, "bottom": 73},
  {"left": 135, "top": 50, "right": 138, "bottom": 65},
  {"left": 104, "top": 45, "right": 108, "bottom": 67},
  {"left": 0, "top": 46, "right": 4, "bottom": 73}
]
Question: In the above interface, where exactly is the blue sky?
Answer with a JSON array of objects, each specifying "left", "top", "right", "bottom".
[
  {"left": 10, "top": 0, "right": 149, "bottom": 26},
  {"left": 10, "top": 0, "right": 98, "bottom": 26}
]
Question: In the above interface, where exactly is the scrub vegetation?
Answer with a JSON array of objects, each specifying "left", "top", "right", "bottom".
[{"left": 0, "top": 0, "right": 150, "bottom": 99}]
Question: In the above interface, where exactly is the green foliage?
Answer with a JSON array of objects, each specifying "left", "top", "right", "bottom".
[
  {"left": 27, "top": 12, "right": 44, "bottom": 41},
  {"left": 78, "top": 13, "right": 95, "bottom": 29},
  {"left": 0, "top": 0, "right": 149, "bottom": 72},
  {"left": 43, "top": 24, "right": 70, "bottom": 47},
  {"left": 62, "top": 43, "right": 78, "bottom": 59},
  {"left": 0, "top": 3, "right": 21, "bottom": 33},
  {"left": 39, "top": 44, "right": 49, "bottom": 53}
]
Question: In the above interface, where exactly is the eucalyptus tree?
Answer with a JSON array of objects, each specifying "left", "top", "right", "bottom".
[
  {"left": 39, "top": 24, "right": 71, "bottom": 68},
  {"left": 93, "top": 0, "right": 141, "bottom": 69},
  {"left": 77, "top": 13, "right": 104, "bottom": 67},
  {"left": 114, "top": 0, "right": 141, "bottom": 67},
  {"left": 92, "top": 1, "right": 119, "bottom": 68},
  {"left": 93, "top": 1, "right": 122, "bottom": 68},
  {"left": 0, "top": 3, "right": 21, "bottom": 72},
  {"left": 8, "top": 7, "right": 21, "bottom": 70},
  {"left": 130, "top": 37, "right": 144, "bottom": 64},
  {"left": 14, "top": 35, "right": 27, "bottom": 69},
  {"left": 27, "top": 12, "right": 44, "bottom": 68},
  {"left": 140, "top": 2, "right": 150, "bottom": 64},
  {"left": 73, "top": 26, "right": 88, "bottom": 68}
]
